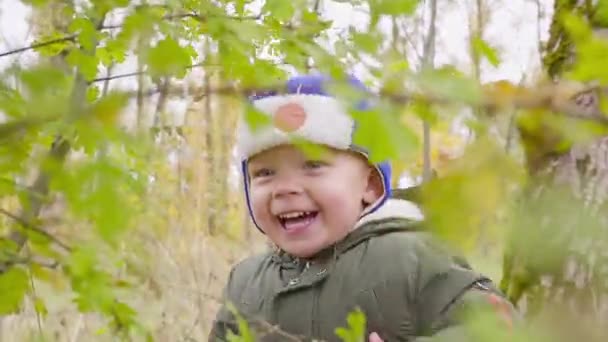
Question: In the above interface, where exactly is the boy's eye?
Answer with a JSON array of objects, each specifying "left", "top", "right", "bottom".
[
  {"left": 304, "top": 160, "right": 327, "bottom": 169},
  {"left": 251, "top": 168, "right": 273, "bottom": 178}
]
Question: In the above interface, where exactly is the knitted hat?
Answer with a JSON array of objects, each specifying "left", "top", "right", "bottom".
[{"left": 237, "top": 74, "right": 392, "bottom": 233}]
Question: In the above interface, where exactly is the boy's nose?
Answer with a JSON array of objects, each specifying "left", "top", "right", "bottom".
[{"left": 272, "top": 179, "right": 303, "bottom": 198}]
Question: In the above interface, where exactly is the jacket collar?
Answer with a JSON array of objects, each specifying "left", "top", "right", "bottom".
[
  {"left": 271, "top": 199, "right": 424, "bottom": 266},
  {"left": 354, "top": 198, "right": 423, "bottom": 229}
]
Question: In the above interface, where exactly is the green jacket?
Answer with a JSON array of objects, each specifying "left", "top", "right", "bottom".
[{"left": 209, "top": 199, "right": 517, "bottom": 341}]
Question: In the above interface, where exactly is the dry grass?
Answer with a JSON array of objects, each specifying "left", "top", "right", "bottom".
[{"left": 0, "top": 225, "right": 267, "bottom": 342}]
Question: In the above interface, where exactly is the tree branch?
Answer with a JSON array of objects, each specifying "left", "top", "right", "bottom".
[
  {"left": 0, "top": 14, "right": 105, "bottom": 274},
  {"left": 0, "top": 12, "right": 262, "bottom": 59},
  {"left": 1, "top": 78, "right": 604, "bottom": 130},
  {"left": 0, "top": 35, "right": 75, "bottom": 58},
  {"left": 0, "top": 207, "right": 71, "bottom": 252},
  {"left": 89, "top": 62, "right": 209, "bottom": 84},
  {"left": 421, "top": 0, "right": 438, "bottom": 183}
]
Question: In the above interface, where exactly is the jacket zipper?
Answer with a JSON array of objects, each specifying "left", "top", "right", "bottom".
[{"left": 308, "top": 261, "right": 320, "bottom": 339}]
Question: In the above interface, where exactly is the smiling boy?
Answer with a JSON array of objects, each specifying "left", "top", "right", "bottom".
[{"left": 209, "top": 74, "right": 517, "bottom": 341}]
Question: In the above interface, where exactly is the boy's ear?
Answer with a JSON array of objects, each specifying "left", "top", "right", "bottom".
[{"left": 363, "top": 166, "right": 384, "bottom": 205}]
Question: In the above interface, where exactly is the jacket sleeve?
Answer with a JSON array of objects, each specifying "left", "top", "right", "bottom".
[{"left": 413, "top": 277, "right": 520, "bottom": 342}]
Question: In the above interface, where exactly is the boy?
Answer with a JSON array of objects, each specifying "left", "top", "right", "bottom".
[{"left": 209, "top": 74, "right": 517, "bottom": 341}]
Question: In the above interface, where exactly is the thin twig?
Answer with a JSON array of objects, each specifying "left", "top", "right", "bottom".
[
  {"left": 88, "top": 61, "right": 280, "bottom": 84},
  {"left": 93, "top": 70, "right": 144, "bottom": 84},
  {"left": 0, "top": 12, "right": 261, "bottom": 59},
  {"left": 101, "top": 63, "right": 115, "bottom": 96},
  {"left": 26, "top": 252, "right": 44, "bottom": 337},
  {"left": 421, "top": 0, "right": 438, "bottom": 183},
  {"left": 0, "top": 35, "right": 75, "bottom": 58},
  {"left": 252, "top": 318, "right": 306, "bottom": 342},
  {"left": 0, "top": 177, "right": 47, "bottom": 201},
  {"left": 1, "top": 255, "right": 59, "bottom": 269},
  {"left": 0, "top": 207, "right": 71, "bottom": 252}
]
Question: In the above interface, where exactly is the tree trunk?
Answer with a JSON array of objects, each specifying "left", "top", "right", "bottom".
[{"left": 501, "top": 0, "right": 608, "bottom": 337}]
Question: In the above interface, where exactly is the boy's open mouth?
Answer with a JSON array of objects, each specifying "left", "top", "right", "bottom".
[{"left": 277, "top": 211, "right": 318, "bottom": 231}]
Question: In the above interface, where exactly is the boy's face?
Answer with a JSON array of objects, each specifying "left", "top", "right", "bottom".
[{"left": 247, "top": 144, "right": 383, "bottom": 258}]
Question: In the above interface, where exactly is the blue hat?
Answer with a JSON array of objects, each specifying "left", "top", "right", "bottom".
[{"left": 237, "top": 74, "right": 392, "bottom": 233}]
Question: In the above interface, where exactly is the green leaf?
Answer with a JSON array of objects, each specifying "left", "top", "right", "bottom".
[
  {"left": 369, "top": 0, "right": 419, "bottom": 26},
  {"left": 69, "top": 18, "right": 99, "bottom": 51},
  {"left": 114, "top": 10, "right": 161, "bottom": 54},
  {"left": 420, "top": 138, "right": 524, "bottom": 252},
  {"left": 226, "top": 302, "right": 256, "bottom": 342},
  {"left": 33, "top": 296, "right": 48, "bottom": 318},
  {"left": 67, "top": 246, "right": 119, "bottom": 313},
  {"left": 335, "top": 308, "right": 366, "bottom": 342},
  {"left": 65, "top": 49, "right": 99, "bottom": 81},
  {"left": 234, "top": 0, "right": 246, "bottom": 15},
  {"left": 414, "top": 67, "right": 483, "bottom": 105},
  {"left": 244, "top": 106, "right": 272, "bottom": 133},
  {"left": 0, "top": 177, "right": 17, "bottom": 195},
  {"left": 351, "top": 105, "right": 419, "bottom": 163},
  {"left": 568, "top": 37, "right": 608, "bottom": 83},
  {"left": 223, "top": 20, "right": 268, "bottom": 45},
  {"left": 102, "top": 39, "right": 128, "bottom": 64},
  {"left": 20, "top": 0, "right": 49, "bottom": 7},
  {"left": 19, "top": 66, "right": 74, "bottom": 96},
  {"left": 561, "top": 12, "right": 592, "bottom": 41},
  {"left": 96, "top": 47, "right": 112, "bottom": 66},
  {"left": 352, "top": 31, "right": 381, "bottom": 54},
  {"left": 0, "top": 132, "right": 33, "bottom": 173},
  {"left": 0, "top": 267, "right": 29, "bottom": 314},
  {"left": 91, "top": 0, "right": 130, "bottom": 13},
  {"left": 89, "top": 91, "right": 130, "bottom": 125},
  {"left": 52, "top": 157, "right": 138, "bottom": 244},
  {"left": 262, "top": 0, "right": 295, "bottom": 22},
  {"left": 372, "top": 0, "right": 419, "bottom": 15},
  {"left": 17, "top": 66, "right": 74, "bottom": 118},
  {"left": 146, "top": 38, "right": 195, "bottom": 79},
  {"left": 109, "top": 301, "right": 138, "bottom": 331},
  {"left": 32, "top": 32, "right": 73, "bottom": 57},
  {"left": 593, "top": 0, "right": 608, "bottom": 26},
  {"left": 471, "top": 36, "right": 500, "bottom": 67},
  {"left": 408, "top": 100, "right": 438, "bottom": 124},
  {"left": 87, "top": 85, "right": 100, "bottom": 103},
  {"left": 0, "top": 85, "right": 27, "bottom": 118}
]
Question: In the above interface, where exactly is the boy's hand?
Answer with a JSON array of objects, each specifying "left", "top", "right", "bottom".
[{"left": 369, "top": 332, "right": 384, "bottom": 342}]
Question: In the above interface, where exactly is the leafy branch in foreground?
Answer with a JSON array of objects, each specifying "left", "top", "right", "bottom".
[
  {"left": 1, "top": 76, "right": 605, "bottom": 147},
  {"left": 156, "top": 77, "right": 608, "bottom": 125},
  {"left": 0, "top": 9, "right": 270, "bottom": 59}
]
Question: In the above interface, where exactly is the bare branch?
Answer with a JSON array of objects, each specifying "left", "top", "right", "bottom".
[
  {"left": 93, "top": 70, "right": 143, "bottom": 84},
  {"left": 89, "top": 62, "right": 209, "bottom": 84},
  {"left": 0, "top": 35, "right": 75, "bottom": 58},
  {"left": 0, "top": 252, "right": 60, "bottom": 270}
]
